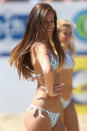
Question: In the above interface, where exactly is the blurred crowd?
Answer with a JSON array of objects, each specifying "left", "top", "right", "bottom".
[{"left": 0, "top": 0, "right": 87, "bottom": 3}]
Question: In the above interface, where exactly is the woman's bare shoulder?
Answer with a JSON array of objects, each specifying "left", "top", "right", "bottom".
[{"left": 33, "top": 42, "right": 48, "bottom": 53}]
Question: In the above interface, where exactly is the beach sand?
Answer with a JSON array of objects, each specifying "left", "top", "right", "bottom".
[{"left": 0, "top": 113, "right": 87, "bottom": 131}]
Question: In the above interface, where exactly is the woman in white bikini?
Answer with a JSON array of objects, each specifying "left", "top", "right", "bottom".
[
  {"left": 57, "top": 19, "right": 79, "bottom": 131},
  {"left": 9, "top": 3, "right": 66, "bottom": 131}
]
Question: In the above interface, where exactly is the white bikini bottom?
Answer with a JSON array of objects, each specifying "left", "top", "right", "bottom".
[{"left": 60, "top": 96, "right": 72, "bottom": 109}]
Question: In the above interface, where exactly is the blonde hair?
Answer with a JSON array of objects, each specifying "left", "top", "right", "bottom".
[
  {"left": 57, "top": 19, "right": 76, "bottom": 30},
  {"left": 57, "top": 19, "right": 76, "bottom": 54}
]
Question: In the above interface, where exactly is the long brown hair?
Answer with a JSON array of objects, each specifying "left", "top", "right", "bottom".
[{"left": 9, "top": 3, "right": 65, "bottom": 80}]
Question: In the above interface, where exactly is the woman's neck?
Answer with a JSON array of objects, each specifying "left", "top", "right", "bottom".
[{"left": 61, "top": 43, "right": 68, "bottom": 52}]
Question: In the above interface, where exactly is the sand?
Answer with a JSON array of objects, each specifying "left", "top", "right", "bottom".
[{"left": 0, "top": 113, "right": 87, "bottom": 131}]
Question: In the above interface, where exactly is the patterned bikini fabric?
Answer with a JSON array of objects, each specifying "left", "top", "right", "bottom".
[
  {"left": 48, "top": 50, "right": 59, "bottom": 70},
  {"left": 48, "top": 50, "right": 74, "bottom": 70},
  {"left": 27, "top": 104, "right": 60, "bottom": 128}
]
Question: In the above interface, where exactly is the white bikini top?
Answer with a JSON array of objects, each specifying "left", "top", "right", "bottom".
[
  {"left": 63, "top": 52, "right": 74, "bottom": 69},
  {"left": 48, "top": 50, "right": 74, "bottom": 70}
]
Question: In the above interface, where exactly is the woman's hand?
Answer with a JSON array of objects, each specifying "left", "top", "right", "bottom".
[{"left": 53, "top": 82, "right": 65, "bottom": 96}]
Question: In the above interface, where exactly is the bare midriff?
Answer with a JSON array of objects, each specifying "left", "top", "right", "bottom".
[{"left": 60, "top": 69, "right": 73, "bottom": 100}]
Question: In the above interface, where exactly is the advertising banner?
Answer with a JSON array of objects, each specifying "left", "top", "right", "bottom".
[{"left": 0, "top": 2, "right": 87, "bottom": 54}]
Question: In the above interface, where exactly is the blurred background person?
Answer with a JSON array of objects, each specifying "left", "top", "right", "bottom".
[{"left": 57, "top": 19, "right": 79, "bottom": 131}]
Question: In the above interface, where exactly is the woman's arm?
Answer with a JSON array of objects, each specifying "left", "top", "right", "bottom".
[{"left": 36, "top": 43, "right": 56, "bottom": 97}]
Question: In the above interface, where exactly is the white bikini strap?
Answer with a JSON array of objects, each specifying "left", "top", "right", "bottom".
[{"left": 27, "top": 104, "right": 45, "bottom": 118}]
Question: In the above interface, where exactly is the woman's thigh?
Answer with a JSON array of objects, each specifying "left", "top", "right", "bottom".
[
  {"left": 52, "top": 116, "right": 65, "bottom": 131},
  {"left": 24, "top": 109, "right": 52, "bottom": 131},
  {"left": 63, "top": 102, "right": 79, "bottom": 131}
]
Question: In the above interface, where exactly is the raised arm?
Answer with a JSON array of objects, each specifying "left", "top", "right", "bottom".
[{"left": 36, "top": 43, "right": 56, "bottom": 97}]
